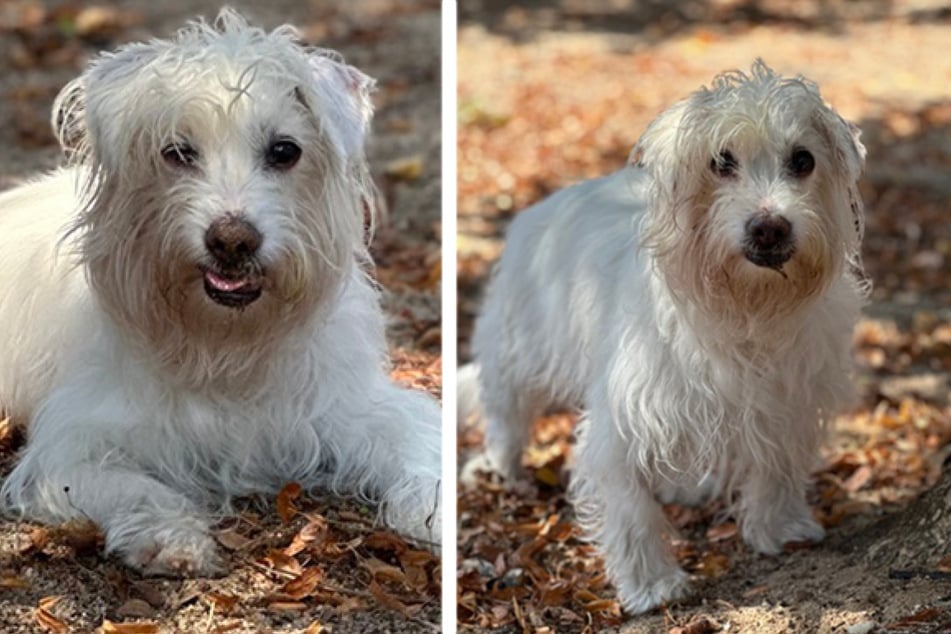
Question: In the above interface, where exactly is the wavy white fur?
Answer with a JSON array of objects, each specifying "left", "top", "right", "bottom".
[
  {"left": 463, "top": 61, "right": 866, "bottom": 613},
  {"left": 0, "top": 9, "right": 440, "bottom": 576}
]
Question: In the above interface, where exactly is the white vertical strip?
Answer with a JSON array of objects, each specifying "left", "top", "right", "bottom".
[{"left": 440, "top": 1, "right": 458, "bottom": 633}]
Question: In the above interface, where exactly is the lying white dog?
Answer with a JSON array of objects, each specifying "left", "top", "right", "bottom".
[
  {"left": 462, "top": 61, "right": 866, "bottom": 613},
  {"left": 0, "top": 10, "right": 441, "bottom": 576}
]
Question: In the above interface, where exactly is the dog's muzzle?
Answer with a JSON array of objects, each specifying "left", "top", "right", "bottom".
[
  {"left": 202, "top": 215, "right": 264, "bottom": 308},
  {"left": 743, "top": 214, "right": 794, "bottom": 269}
]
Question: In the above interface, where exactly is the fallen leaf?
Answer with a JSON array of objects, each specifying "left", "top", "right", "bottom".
[
  {"left": 0, "top": 574, "right": 30, "bottom": 589},
  {"left": 369, "top": 580, "right": 421, "bottom": 617},
  {"left": 35, "top": 596, "right": 67, "bottom": 633},
  {"left": 267, "top": 601, "right": 308, "bottom": 612},
  {"left": 261, "top": 549, "right": 303, "bottom": 576},
  {"left": 276, "top": 482, "right": 302, "bottom": 523},
  {"left": 366, "top": 557, "right": 409, "bottom": 586},
  {"left": 215, "top": 527, "right": 251, "bottom": 551},
  {"left": 282, "top": 567, "right": 324, "bottom": 599},
  {"left": 203, "top": 592, "right": 238, "bottom": 614},
  {"left": 705, "top": 523, "right": 738, "bottom": 542},
  {"left": 100, "top": 621, "right": 160, "bottom": 634},
  {"left": 843, "top": 465, "right": 874, "bottom": 492}
]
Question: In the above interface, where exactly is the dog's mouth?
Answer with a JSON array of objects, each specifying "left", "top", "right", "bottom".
[
  {"left": 201, "top": 266, "right": 263, "bottom": 308},
  {"left": 744, "top": 246, "right": 794, "bottom": 274}
]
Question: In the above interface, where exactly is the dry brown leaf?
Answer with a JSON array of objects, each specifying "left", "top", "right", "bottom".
[
  {"left": 276, "top": 482, "right": 302, "bottom": 523},
  {"left": 100, "top": 621, "right": 160, "bottom": 634},
  {"left": 0, "top": 417, "right": 14, "bottom": 447},
  {"left": 887, "top": 607, "right": 943, "bottom": 627},
  {"left": 369, "top": 580, "right": 421, "bottom": 617},
  {"left": 215, "top": 527, "right": 252, "bottom": 551},
  {"left": 0, "top": 574, "right": 30, "bottom": 589},
  {"left": 203, "top": 592, "right": 238, "bottom": 614},
  {"left": 35, "top": 597, "right": 67, "bottom": 634},
  {"left": 285, "top": 515, "right": 329, "bottom": 556},
  {"left": 843, "top": 465, "right": 874, "bottom": 492},
  {"left": 669, "top": 615, "right": 720, "bottom": 634},
  {"left": 705, "top": 523, "right": 738, "bottom": 542},
  {"left": 365, "top": 557, "right": 408, "bottom": 586},
  {"left": 282, "top": 567, "right": 325, "bottom": 599},
  {"left": 363, "top": 530, "right": 408, "bottom": 553},
  {"left": 267, "top": 601, "right": 308, "bottom": 612},
  {"left": 697, "top": 553, "right": 730, "bottom": 578},
  {"left": 261, "top": 549, "right": 303, "bottom": 576}
]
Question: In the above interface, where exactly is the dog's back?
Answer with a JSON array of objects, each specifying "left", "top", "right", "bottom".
[
  {"left": 0, "top": 168, "right": 92, "bottom": 422},
  {"left": 468, "top": 167, "right": 652, "bottom": 476}
]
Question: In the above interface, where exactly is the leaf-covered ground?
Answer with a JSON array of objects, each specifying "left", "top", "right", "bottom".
[
  {"left": 0, "top": 1, "right": 441, "bottom": 632},
  {"left": 457, "top": 1, "right": 951, "bottom": 632}
]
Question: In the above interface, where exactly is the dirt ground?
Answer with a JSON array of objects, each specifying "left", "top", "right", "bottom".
[
  {"left": 457, "top": 1, "right": 951, "bottom": 633},
  {"left": 0, "top": 1, "right": 441, "bottom": 633}
]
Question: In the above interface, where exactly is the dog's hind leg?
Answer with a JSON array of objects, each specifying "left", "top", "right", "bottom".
[{"left": 477, "top": 366, "right": 546, "bottom": 481}]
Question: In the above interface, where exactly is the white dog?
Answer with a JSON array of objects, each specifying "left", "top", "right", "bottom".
[
  {"left": 0, "top": 10, "right": 441, "bottom": 576},
  {"left": 461, "top": 61, "right": 866, "bottom": 613}
]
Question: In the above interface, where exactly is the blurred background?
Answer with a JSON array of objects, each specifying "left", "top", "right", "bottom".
[
  {"left": 0, "top": 1, "right": 440, "bottom": 632},
  {"left": 457, "top": 1, "right": 951, "bottom": 632}
]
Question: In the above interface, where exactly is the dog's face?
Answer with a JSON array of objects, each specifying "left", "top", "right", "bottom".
[
  {"left": 635, "top": 61, "right": 865, "bottom": 328},
  {"left": 56, "top": 10, "right": 374, "bottom": 356}
]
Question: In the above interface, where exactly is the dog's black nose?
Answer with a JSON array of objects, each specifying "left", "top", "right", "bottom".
[
  {"left": 746, "top": 214, "right": 792, "bottom": 252},
  {"left": 205, "top": 215, "right": 262, "bottom": 264}
]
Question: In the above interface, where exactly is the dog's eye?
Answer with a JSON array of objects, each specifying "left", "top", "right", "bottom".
[
  {"left": 788, "top": 147, "right": 815, "bottom": 178},
  {"left": 710, "top": 150, "right": 738, "bottom": 178},
  {"left": 266, "top": 140, "right": 302, "bottom": 170},
  {"left": 161, "top": 143, "right": 199, "bottom": 168}
]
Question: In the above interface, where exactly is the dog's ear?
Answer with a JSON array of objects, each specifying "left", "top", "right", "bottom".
[
  {"left": 303, "top": 54, "right": 375, "bottom": 162},
  {"left": 53, "top": 42, "right": 165, "bottom": 171},
  {"left": 51, "top": 75, "right": 87, "bottom": 164}
]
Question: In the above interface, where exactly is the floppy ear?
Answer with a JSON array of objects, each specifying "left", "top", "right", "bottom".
[
  {"left": 304, "top": 53, "right": 375, "bottom": 162},
  {"left": 52, "top": 41, "right": 165, "bottom": 171},
  {"left": 51, "top": 74, "right": 87, "bottom": 164}
]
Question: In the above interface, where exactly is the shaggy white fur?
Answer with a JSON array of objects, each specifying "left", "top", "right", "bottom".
[
  {"left": 0, "top": 9, "right": 440, "bottom": 576},
  {"left": 461, "top": 61, "right": 867, "bottom": 613}
]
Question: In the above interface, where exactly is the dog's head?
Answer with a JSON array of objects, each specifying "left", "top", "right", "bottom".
[
  {"left": 55, "top": 9, "right": 375, "bottom": 360},
  {"left": 633, "top": 60, "right": 866, "bottom": 330}
]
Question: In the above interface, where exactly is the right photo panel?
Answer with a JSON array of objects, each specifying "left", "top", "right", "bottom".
[{"left": 456, "top": 2, "right": 951, "bottom": 632}]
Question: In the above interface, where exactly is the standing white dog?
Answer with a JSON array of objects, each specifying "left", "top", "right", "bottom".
[
  {"left": 0, "top": 10, "right": 441, "bottom": 576},
  {"left": 462, "top": 61, "right": 866, "bottom": 613}
]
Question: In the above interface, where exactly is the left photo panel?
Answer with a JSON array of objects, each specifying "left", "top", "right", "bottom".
[{"left": 0, "top": 2, "right": 442, "bottom": 632}]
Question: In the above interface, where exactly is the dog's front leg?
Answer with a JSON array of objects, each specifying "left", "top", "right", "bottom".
[
  {"left": 738, "top": 429, "right": 825, "bottom": 554},
  {"left": 3, "top": 455, "right": 222, "bottom": 577},
  {"left": 320, "top": 380, "right": 442, "bottom": 547},
  {"left": 571, "top": 416, "right": 691, "bottom": 614}
]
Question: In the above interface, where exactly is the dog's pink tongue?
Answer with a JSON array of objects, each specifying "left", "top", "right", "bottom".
[{"left": 205, "top": 270, "right": 249, "bottom": 292}]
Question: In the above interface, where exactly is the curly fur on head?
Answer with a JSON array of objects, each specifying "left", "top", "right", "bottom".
[
  {"left": 53, "top": 8, "right": 379, "bottom": 389},
  {"left": 633, "top": 59, "right": 867, "bottom": 337}
]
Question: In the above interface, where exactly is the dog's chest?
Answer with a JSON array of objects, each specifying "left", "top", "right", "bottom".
[{"left": 122, "top": 388, "right": 328, "bottom": 496}]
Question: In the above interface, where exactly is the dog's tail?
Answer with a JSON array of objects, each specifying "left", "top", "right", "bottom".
[{"left": 457, "top": 363, "right": 483, "bottom": 430}]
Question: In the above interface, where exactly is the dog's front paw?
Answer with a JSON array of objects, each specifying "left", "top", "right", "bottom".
[
  {"left": 743, "top": 509, "right": 825, "bottom": 555},
  {"left": 117, "top": 524, "right": 225, "bottom": 577},
  {"left": 616, "top": 567, "right": 691, "bottom": 615}
]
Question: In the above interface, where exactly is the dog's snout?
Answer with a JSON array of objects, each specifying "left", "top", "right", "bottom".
[
  {"left": 746, "top": 215, "right": 791, "bottom": 251},
  {"left": 205, "top": 215, "right": 262, "bottom": 263}
]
